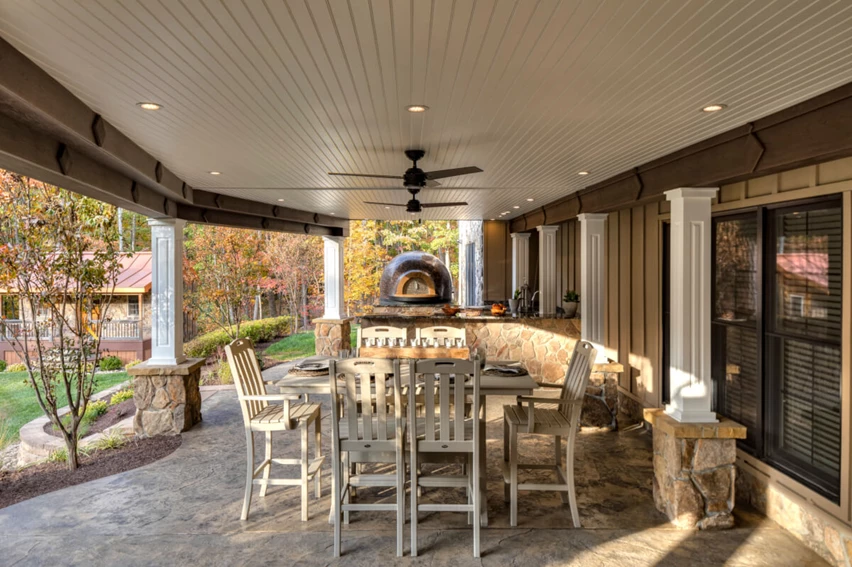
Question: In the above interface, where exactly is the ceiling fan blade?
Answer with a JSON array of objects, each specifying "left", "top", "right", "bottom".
[
  {"left": 424, "top": 179, "right": 441, "bottom": 187},
  {"left": 328, "top": 172, "right": 403, "bottom": 180},
  {"left": 419, "top": 202, "right": 469, "bottom": 208},
  {"left": 364, "top": 201, "right": 406, "bottom": 207},
  {"left": 424, "top": 166, "right": 483, "bottom": 180}
]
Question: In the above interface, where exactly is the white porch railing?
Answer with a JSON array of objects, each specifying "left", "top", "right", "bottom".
[
  {"left": 94, "top": 319, "right": 142, "bottom": 340},
  {"left": 0, "top": 319, "right": 53, "bottom": 340}
]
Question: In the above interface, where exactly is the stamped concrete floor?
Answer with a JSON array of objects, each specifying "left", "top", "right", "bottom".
[{"left": 0, "top": 386, "right": 828, "bottom": 566}]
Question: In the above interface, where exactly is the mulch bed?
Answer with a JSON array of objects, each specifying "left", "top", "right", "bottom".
[
  {"left": 0, "top": 435, "right": 181, "bottom": 510},
  {"left": 42, "top": 399, "right": 136, "bottom": 439}
]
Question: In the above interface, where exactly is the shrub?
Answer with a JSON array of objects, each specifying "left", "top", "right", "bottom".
[
  {"left": 217, "top": 361, "right": 233, "bottom": 385},
  {"left": 6, "top": 362, "right": 27, "bottom": 373},
  {"left": 91, "top": 429, "right": 126, "bottom": 451},
  {"left": 83, "top": 400, "right": 109, "bottom": 421},
  {"left": 110, "top": 389, "right": 134, "bottom": 406},
  {"left": 125, "top": 359, "right": 142, "bottom": 369},
  {"left": 0, "top": 360, "right": 6, "bottom": 373},
  {"left": 184, "top": 316, "right": 292, "bottom": 359},
  {"left": 99, "top": 356, "right": 123, "bottom": 372}
]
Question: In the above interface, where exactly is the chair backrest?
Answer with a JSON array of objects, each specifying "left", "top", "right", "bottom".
[
  {"left": 329, "top": 357, "right": 402, "bottom": 442},
  {"left": 559, "top": 340, "right": 597, "bottom": 422},
  {"left": 417, "top": 326, "right": 466, "bottom": 347},
  {"left": 225, "top": 338, "right": 267, "bottom": 426},
  {"left": 359, "top": 325, "right": 408, "bottom": 347},
  {"left": 409, "top": 358, "right": 480, "bottom": 447}
]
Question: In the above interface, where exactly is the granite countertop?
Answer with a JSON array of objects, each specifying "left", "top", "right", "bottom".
[{"left": 359, "top": 313, "right": 571, "bottom": 322}]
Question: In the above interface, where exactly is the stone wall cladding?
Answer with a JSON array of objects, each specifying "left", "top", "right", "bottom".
[
  {"left": 129, "top": 358, "right": 204, "bottom": 437},
  {"left": 314, "top": 318, "right": 352, "bottom": 357},
  {"left": 737, "top": 464, "right": 852, "bottom": 566}
]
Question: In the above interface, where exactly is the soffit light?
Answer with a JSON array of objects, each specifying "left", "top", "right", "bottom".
[
  {"left": 136, "top": 102, "right": 162, "bottom": 111},
  {"left": 701, "top": 104, "right": 727, "bottom": 113},
  {"left": 513, "top": 205, "right": 520, "bottom": 209},
  {"left": 277, "top": 198, "right": 285, "bottom": 202},
  {"left": 526, "top": 198, "right": 534, "bottom": 202},
  {"left": 577, "top": 171, "right": 589, "bottom": 176},
  {"left": 208, "top": 171, "right": 222, "bottom": 175},
  {"left": 406, "top": 104, "right": 429, "bottom": 113}
]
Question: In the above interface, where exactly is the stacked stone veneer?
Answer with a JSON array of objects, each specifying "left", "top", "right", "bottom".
[
  {"left": 129, "top": 358, "right": 204, "bottom": 437},
  {"left": 645, "top": 408, "right": 746, "bottom": 530},
  {"left": 360, "top": 315, "right": 624, "bottom": 428},
  {"left": 314, "top": 318, "right": 352, "bottom": 357}
]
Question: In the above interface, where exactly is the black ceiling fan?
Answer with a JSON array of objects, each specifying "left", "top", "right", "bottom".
[{"left": 328, "top": 149, "right": 481, "bottom": 213}]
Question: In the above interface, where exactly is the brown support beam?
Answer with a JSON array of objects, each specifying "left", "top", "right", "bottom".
[
  {"left": 533, "top": 81, "right": 852, "bottom": 224},
  {"left": 192, "top": 190, "right": 347, "bottom": 231},
  {"left": 177, "top": 204, "right": 342, "bottom": 237}
]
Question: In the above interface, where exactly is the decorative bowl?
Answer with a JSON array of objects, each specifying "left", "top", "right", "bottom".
[{"left": 490, "top": 303, "right": 507, "bottom": 316}]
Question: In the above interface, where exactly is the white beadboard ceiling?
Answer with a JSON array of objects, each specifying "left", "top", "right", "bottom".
[{"left": 2, "top": 0, "right": 852, "bottom": 221}]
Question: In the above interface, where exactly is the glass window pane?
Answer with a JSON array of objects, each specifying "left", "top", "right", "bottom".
[
  {"left": 774, "top": 206, "right": 842, "bottom": 341},
  {"left": 715, "top": 217, "right": 758, "bottom": 321},
  {"left": 715, "top": 325, "right": 760, "bottom": 449}
]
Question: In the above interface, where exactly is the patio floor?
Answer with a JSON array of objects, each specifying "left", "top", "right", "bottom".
[{"left": 0, "top": 378, "right": 828, "bottom": 566}]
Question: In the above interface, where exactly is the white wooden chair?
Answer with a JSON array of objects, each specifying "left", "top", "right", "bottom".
[
  {"left": 408, "top": 358, "right": 481, "bottom": 558},
  {"left": 329, "top": 358, "right": 406, "bottom": 557},
  {"left": 358, "top": 325, "right": 408, "bottom": 348},
  {"left": 416, "top": 325, "right": 466, "bottom": 347},
  {"left": 501, "top": 340, "right": 596, "bottom": 527},
  {"left": 225, "top": 338, "right": 324, "bottom": 522}
]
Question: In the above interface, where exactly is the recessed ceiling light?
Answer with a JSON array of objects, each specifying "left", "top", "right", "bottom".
[
  {"left": 502, "top": 211, "right": 510, "bottom": 215},
  {"left": 578, "top": 171, "right": 590, "bottom": 176},
  {"left": 410, "top": 212, "right": 416, "bottom": 215},
  {"left": 136, "top": 102, "right": 162, "bottom": 111},
  {"left": 513, "top": 205, "right": 520, "bottom": 209},
  {"left": 406, "top": 104, "right": 429, "bottom": 113},
  {"left": 526, "top": 198, "right": 534, "bottom": 202},
  {"left": 277, "top": 198, "right": 285, "bottom": 202},
  {"left": 701, "top": 104, "right": 727, "bottom": 113},
  {"left": 490, "top": 218, "right": 495, "bottom": 221},
  {"left": 385, "top": 206, "right": 390, "bottom": 209},
  {"left": 208, "top": 171, "right": 221, "bottom": 175}
]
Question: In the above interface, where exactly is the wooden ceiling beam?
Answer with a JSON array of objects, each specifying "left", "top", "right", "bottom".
[
  {"left": 192, "top": 190, "right": 347, "bottom": 231},
  {"left": 532, "top": 81, "right": 852, "bottom": 226}
]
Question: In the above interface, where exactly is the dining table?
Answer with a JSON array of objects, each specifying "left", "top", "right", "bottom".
[{"left": 275, "top": 354, "right": 539, "bottom": 526}]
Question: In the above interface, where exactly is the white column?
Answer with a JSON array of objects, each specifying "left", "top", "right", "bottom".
[
  {"left": 511, "top": 232, "right": 531, "bottom": 295},
  {"left": 578, "top": 213, "right": 608, "bottom": 362},
  {"left": 537, "top": 225, "right": 559, "bottom": 316},
  {"left": 322, "top": 235, "right": 345, "bottom": 320},
  {"left": 148, "top": 218, "right": 186, "bottom": 366},
  {"left": 665, "top": 188, "right": 719, "bottom": 423}
]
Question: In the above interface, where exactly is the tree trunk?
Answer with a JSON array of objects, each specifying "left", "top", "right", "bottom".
[
  {"left": 65, "top": 433, "right": 80, "bottom": 471},
  {"left": 117, "top": 208, "right": 124, "bottom": 252},
  {"left": 301, "top": 279, "right": 307, "bottom": 330}
]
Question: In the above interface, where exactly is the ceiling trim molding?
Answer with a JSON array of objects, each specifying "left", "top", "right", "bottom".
[{"left": 528, "top": 81, "right": 852, "bottom": 227}]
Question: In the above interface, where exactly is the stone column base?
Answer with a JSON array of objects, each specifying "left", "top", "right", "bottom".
[
  {"left": 313, "top": 318, "right": 352, "bottom": 357},
  {"left": 128, "top": 358, "right": 205, "bottom": 437},
  {"left": 644, "top": 408, "right": 746, "bottom": 530}
]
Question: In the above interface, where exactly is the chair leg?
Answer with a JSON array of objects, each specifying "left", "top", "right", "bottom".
[
  {"left": 332, "top": 447, "right": 341, "bottom": 557},
  {"left": 260, "top": 431, "right": 272, "bottom": 498},
  {"left": 410, "top": 450, "right": 418, "bottom": 557},
  {"left": 555, "top": 435, "right": 568, "bottom": 504},
  {"left": 473, "top": 451, "right": 481, "bottom": 558},
  {"left": 396, "top": 450, "right": 404, "bottom": 557},
  {"left": 314, "top": 413, "right": 322, "bottom": 498},
  {"left": 509, "top": 424, "right": 519, "bottom": 528},
  {"left": 503, "top": 417, "right": 510, "bottom": 503},
  {"left": 343, "top": 453, "right": 351, "bottom": 525},
  {"left": 566, "top": 438, "right": 580, "bottom": 528},
  {"left": 241, "top": 430, "right": 255, "bottom": 521},
  {"left": 301, "top": 423, "right": 309, "bottom": 522}
]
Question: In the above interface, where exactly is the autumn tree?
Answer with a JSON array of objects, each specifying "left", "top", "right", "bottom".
[
  {"left": 262, "top": 233, "right": 324, "bottom": 332},
  {"left": 184, "top": 225, "right": 267, "bottom": 339},
  {"left": 0, "top": 172, "right": 125, "bottom": 470}
]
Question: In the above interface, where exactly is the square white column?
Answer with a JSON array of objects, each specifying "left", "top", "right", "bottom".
[
  {"left": 511, "top": 232, "right": 531, "bottom": 295},
  {"left": 322, "top": 236, "right": 345, "bottom": 320},
  {"left": 665, "top": 188, "right": 719, "bottom": 423},
  {"left": 148, "top": 218, "right": 186, "bottom": 366},
  {"left": 537, "top": 225, "right": 559, "bottom": 316},
  {"left": 578, "top": 213, "right": 608, "bottom": 362}
]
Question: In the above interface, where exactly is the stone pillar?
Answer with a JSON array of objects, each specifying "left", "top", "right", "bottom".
[
  {"left": 129, "top": 358, "right": 204, "bottom": 437},
  {"left": 510, "top": 232, "right": 530, "bottom": 296},
  {"left": 322, "top": 235, "right": 345, "bottom": 320},
  {"left": 645, "top": 409, "right": 746, "bottom": 530},
  {"left": 665, "top": 188, "right": 718, "bottom": 423},
  {"left": 578, "top": 213, "right": 608, "bottom": 362},
  {"left": 536, "top": 225, "right": 559, "bottom": 316},
  {"left": 148, "top": 218, "right": 186, "bottom": 366},
  {"left": 314, "top": 318, "right": 353, "bottom": 357},
  {"left": 458, "top": 220, "right": 484, "bottom": 307}
]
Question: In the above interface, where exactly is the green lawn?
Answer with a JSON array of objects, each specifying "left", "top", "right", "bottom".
[
  {"left": 0, "top": 371, "right": 131, "bottom": 445},
  {"left": 264, "top": 326, "right": 359, "bottom": 362}
]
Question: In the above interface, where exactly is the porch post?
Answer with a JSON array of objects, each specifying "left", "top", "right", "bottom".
[
  {"left": 664, "top": 188, "right": 718, "bottom": 423},
  {"left": 147, "top": 218, "right": 186, "bottom": 366},
  {"left": 510, "top": 232, "right": 530, "bottom": 296},
  {"left": 578, "top": 213, "right": 608, "bottom": 362},
  {"left": 536, "top": 225, "right": 559, "bottom": 316},
  {"left": 322, "top": 235, "right": 345, "bottom": 320}
]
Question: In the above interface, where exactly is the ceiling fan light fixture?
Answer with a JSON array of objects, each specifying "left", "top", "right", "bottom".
[
  {"left": 136, "top": 102, "right": 162, "bottom": 110},
  {"left": 406, "top": 104, "right": 429, "bottom": 113},
  {"left": 702, "top": 103, "right": 727, "bottom": 113}
]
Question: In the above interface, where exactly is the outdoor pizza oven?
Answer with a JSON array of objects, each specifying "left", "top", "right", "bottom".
[{"left": 378, "top": 251, "right": 453, "bottom": 306}]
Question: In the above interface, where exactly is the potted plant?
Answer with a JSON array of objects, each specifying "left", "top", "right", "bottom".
[
  {"left": 562, "top": 290, "right": 579, "bottom": 318},
  {"left": 509, "top": 289, "right": 521, "bottom": 316}
]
